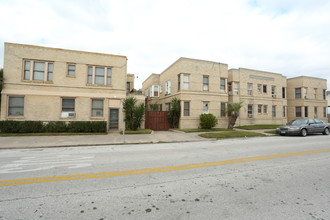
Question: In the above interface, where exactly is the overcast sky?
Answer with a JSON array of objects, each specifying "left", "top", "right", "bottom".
[{"left": 0, "top": 0, "right": 329, "bottom": 89}]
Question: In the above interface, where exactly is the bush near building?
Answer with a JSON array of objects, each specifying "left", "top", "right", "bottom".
[
  {"left": 199, "top": 113, "right": 218, "bottom": 129},
  {"left": 0, "top": 120, "right": 107, "bottom": 133}
]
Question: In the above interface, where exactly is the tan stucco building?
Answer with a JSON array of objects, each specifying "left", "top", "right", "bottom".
[
  {"left": 287, "top": 76, "right": 327, "bottom": 122},
  {"left": 0, "top": 43, "right": 143, "bottom": 130},
  {"left": 143, "top": 57, "right": 328, "bottom": 129}
]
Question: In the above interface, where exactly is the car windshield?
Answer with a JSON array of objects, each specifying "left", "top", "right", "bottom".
[{"left": 287, "top": 119, "right": 308, "bottom": 125}]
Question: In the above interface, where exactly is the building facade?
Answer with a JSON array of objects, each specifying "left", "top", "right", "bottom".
[
  {"left": 287, "top": 76, "right": 328, "bottom": 122},
  {"left": 0, "top": 43, "right": 141, "bottom": 130},
  {"left": 143, "top": 57, "right": 328, "bottom": 129}
]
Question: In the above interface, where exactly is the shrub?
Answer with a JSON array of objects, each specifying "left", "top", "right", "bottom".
[
  {"left": 45, "top": 121, "right": 68, "bottom": 133},
  {"left": 0, "top": 120, "right": 44, "bottom": 133},
  {"left": 199, "top": 114, "right": 218, "bottom": 129},
  {"left": 67, "top": 121, "right": 107, "bottom": 133}
]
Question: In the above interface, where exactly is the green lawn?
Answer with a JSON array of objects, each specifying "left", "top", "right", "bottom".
[
  {"left": 0, "top": 133, "right": 107, "bottom": 137},
  {"left": 199, "top": 130, "right": 266, "bottom": 139},
  {"left": 235, "top": 124, "right": 283, "bottom": 130},
  {"left": 177, "top": 128, "right": 231, "bottom": 133},
  {"left": 120, "top": 129, "right": 153, "bottom": 134}
]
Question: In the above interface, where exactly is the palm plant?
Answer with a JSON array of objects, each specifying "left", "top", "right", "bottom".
[
  {"left": 123, "top": 97, "right": 145, "bottom": 130},
  {"left": 168, "top": 98, "right": 181, "bottom": 128},
  {"left": 226, "top": 102, "right": 243, "bottom": 129}
]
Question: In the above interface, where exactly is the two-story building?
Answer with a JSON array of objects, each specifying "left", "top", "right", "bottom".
[
  {"left": 143, "top": 57, "right": 328, "bottom": 129},
  {"left": 0, "top": 43, "right": 140, "bottom": 131}
]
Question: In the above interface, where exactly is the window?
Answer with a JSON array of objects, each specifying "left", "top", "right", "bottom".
[
  {"left": 178, "top": 74, "right": 181, "bottom": 90},
  {"left": 257, "top": 84, "right": 262, "bottom": 93},
  {"left": 304, "top": 106, "right": 308, "bottom": 117},
  {"left": 203, "top": 76, "right": 209, "bottom": 91},
  {"left": 87, "top": 66, "right": 112, "bottom": 85},
  {"left": 263, "top": 85, "right": 267, "bottom": 93},
  {"left": 166, "top": 103, "right": 171, "bottom": 111},
  {"left": 150, "top": 85, "right": 159, "bottom": 97},
  {"left": 303, "top": 88, "right": 307, "bottom": 99},
  {"left": 220, "top": 78, "right": 226, "bottom": 92},
  {"left": 8, "top": 97, "right": 24, "bottom": 116},
  {"left": 272, "top": 105, "right": 276, "bottom": 117},
  {"left": 62, "top": 98, "right": 75, "bottom": 112},
  {"left": 23, "top": 60, "right": 53, "bottom": 82},
  {"left": 258, "top": 105, "right": 262, "bottom": 114},
  {"left": 295, "top": 88, "right": 301, "bottom": 99},
  {"left": 165, "top": 80, "right": 171, "bottom": 94},
  {"left": 282, "top": 87, "right": 286, "bottom": 99},
  {"left": 263, "top": 105, "right": 268, "bottom": 114},
  {"left": 247, "top": 83, "right": 253, "bottom": 96},
  {"left": 92, "top": 99, "right": 104, "bottom": 117},
  {"left": 145, "top": 88, "right": 148, "bottom": 97},
  {"left": 248, "top": 105, "right": 253, "bottom": 118},
  {"left": 67, "top": 64, "right": 76, "bottom": 76},
  {"left": 283, "top": 106, "right": 286, "bottom": 117},
  {"left": 184, "top": 101, "right": 190, "bottom": 116},
  {"left": 271, "top": 86, "right": 276, "bottom": 97},
  {"left": 203, "top": 102, "right": 209, "bottom": 114},
  {"left": 323, "top": 89, "right": 326, "bottom": 100},
  {"left": 314, "top": 106, "right": 318, "bottom": 118},
  {"left": 296, "top": 107, "right": 302, "bottom": 117},
  {"left": 234, "top": 82, "right": 239, "bottom": 95},
  {"left": 220, "top": 102, "right": 226, "bottom": 117},
  {"left": 184, "top": 75, "right": 189, "bottom": 89},
  {"left": 24, "top": 61, "right": 30, "bottom": 80},
  {"left": 314, "top": 88, "right": 317, "bottom": 99},
  {"left": 324, "top": 107, "right": 327, "bottom": 118}
]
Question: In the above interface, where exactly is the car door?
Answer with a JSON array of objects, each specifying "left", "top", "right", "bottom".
[
  {"left": 307, "top": 119, "right": 317, "bottom": 133},
  {"left": 314, "top": 119, "right": 325, "bottom": 133}
]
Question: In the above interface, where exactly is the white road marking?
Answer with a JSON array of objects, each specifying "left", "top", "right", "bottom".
[{"left": 0, "top": 154, "right": 94, "bottom": 173}]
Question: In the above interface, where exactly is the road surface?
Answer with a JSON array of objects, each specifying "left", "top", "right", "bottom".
[{"left": 0, "top": 135, "right": 329, "bottom": 219}]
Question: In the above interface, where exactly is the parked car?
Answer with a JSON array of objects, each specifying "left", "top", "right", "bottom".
[{"left": 276, "top": 119, "right": 330, "bottom": 137}]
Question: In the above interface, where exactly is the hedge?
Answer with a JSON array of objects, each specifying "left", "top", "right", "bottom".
[{"left": 0, "top": 120, "right": 107, "bottom": 133}]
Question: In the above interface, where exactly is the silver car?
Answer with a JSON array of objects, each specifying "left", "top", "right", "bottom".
[{"left": 276, "top": 119, "right": 330, "bottom": 137}]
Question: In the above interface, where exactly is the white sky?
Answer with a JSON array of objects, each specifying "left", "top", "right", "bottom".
[{"left": 0, "top": 0, "right": 329, "bottom": 89}]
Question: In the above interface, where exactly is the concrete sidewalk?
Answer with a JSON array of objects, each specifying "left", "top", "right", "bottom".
[{"left": 0, "top": 130, "right": 207, "bottom": 149}]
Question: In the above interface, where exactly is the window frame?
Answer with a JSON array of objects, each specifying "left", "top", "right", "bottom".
[
  {"left": 87, "top": 65, "right": 112, "bottom": 86},
  {"left": 8, "top": 96, "right": 24, "bottom": 116},
  {"left": 183, "top": 101, "right": 190, "bottom": 116},
  {"left": 91, "top": 99, "right": 104, "bottom": 117},
  {"left": 295, "top": 88, "right": 302, "bottom": 99},
  {"left": 304, "top": 106, "right": 308, "bottom": 117},
  {"left": 296, "top": 106, "right": 302, "bottom": 117},
  {"left": 247, "top": 104, "right": 253, "bottom": 118},
  {"left": 62, "top": 98, "right": 75, "bottom": 112},
  {"left": 258, "top": 104, "right": 262, "bottom": 114},
  {"left": 220, "top": 78, "right": 226, "bottom": 92},
  {"left": 247, "top": 83, "right": 253, "bottom": 96},
  {"left": 220, "top": 102, "right": 226, "bottom": 117},
  {"left": 203, "top": 76, "right": 209, "bottom": 91},
  {"left": 203, "top": 102, "right": 209, "bottom": 114},
  {"left": 272, "top": 105, "right": 276, "bottom": 117},
  {"left": 67, "top": 63, "right": 76, "bottom": 76},
  {"left": 23, "top": 59, "right": 54, "bottom": 82}
]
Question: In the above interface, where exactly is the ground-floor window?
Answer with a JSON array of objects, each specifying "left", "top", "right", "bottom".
[
  {"left": 62, "top": 98, "right": 75, "bottom": 112},
  {"left": 282, "top": 106, "right": 286, "bottom": 117},
  {"left": 324, "top": 107, "right": 327, "bottom": 118},
  {"left": 184, "top": 101, "right": 190, "bottom": 116},
  {"left": 296, "top": 106, "right": 302, "bottom": 117},
  {"left": 220, "top": 102, "right": 226, "bottom": 117},
  {"left": 203, "top": 102, "right": 209, "bottom": 114},
  {"left": 263, "top": 105, "right": 267, "bottom": 114},
  {"left": 92, "top": 99, "right": 104, "bottom": 117},
  {"left": 258, "top": 105, "right": 262, "bottom": 114},
  {"left": 314, "top": 106, "right": 318, "bottom": 118},
  {"left": 8, "top": 96, "right": 24, "bottom": 116},
  {"left": 272, "top": 105, "right": 276, "bottom": 117},
  {"left": 248, "top": 104, "right": 253, "bottom": 118},
  {"left": 304, "top": 106, "right": 308, "bottom": 117}
]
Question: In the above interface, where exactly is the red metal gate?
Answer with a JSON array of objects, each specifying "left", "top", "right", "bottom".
[{"left": 145, "top": 111, "right": 170, "bottom": 131}]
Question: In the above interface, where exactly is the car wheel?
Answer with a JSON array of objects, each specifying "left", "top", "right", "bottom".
[
  {"left": 323, "top": 127, "right": 330, "bottom": 135},
  {"left": 300, "top": 129, "right": 307, "bottom": 137}
]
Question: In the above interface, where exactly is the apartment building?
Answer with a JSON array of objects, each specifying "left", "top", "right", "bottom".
[
  {"left": 143, "top": 57, "right": 328, "bottom": 129},
  {"left": 228, "top": 68, "right": 288, "bottom": 126},
  {"left": 0, "top": 43, "right": 139, "bottom": 130},
  {"left": 143, "top": 58, "right": 229, "bottom": 128},
  {"left": 287, "top": 76, "right": 328, "bottom": 122}
]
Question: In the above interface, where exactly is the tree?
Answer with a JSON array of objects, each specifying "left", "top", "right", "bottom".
[
  {"left": 123, "top": 97, "right": 145, "bottom": 130},
  {"left": 168, "top": 98, "right": 181, "bottom": 128},
  {"left": 226, "top": 102, "right": 244, "bottom": 129},
  {"left": 149, "top": 103, "right": 159, "bottom": 111}
]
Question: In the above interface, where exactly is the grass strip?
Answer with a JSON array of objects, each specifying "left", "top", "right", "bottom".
[
  {"left": 120, "top": 129, "right": 153, "bottom": 134},
  {"left": 177, "top": 128, "right": 231, "bottom": 133},
  {"left": 235, "top": 124, "right": 283, "bottom": 130},
  {"left": 199, "top": 131, "right": 266, "bottom": 139}
]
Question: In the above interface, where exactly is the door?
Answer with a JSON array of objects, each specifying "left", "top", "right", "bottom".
[{"left": 109, "top": 108, "right": 119, "bottom": 130}]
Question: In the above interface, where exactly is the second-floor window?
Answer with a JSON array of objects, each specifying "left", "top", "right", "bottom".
[
  {"left": 257, "top": 84, "right": 262, "bottom": 93},
  {"left": 165, "top": 80, "right": 171, "bottom": 94},
  {"left": 183, "top": 75, "right": 189, "bottom": 89},
  {"left": 23, "top": 60, "right": 53, "bottom": 82},
  {"left": 220, "top": 78, "right": 226, "bottom": 92},
  {"left": 295, "top": 88, "right": 301, "bottom": 99},
  {"left": 314, "top": 88, "right": 317, "bottom": 99},
  {"left": 67, "top": 64, "right": 76, "bottom": 76},
  {"left": 272, "top": 86, "right": 276, "bottom": 97},
  {"left": 247, "top": 83, "right": 253, "bottom": 96},
  {"left": 150, "top": 85, "right": 159, "bottom": 97},
  {"left": 234, "top": 82, "right": 239, "bottom": 95},
  {"left": 87, "top": 66, "right": 112, "bottom": 85},
  {"left": 282, "top": 87, "right": 286, "bottom": 99},
  {"left": 323, "top": 89, "right": 326, "bottom": 100},
  {"left": 203, "top": 76, "right": 209, "bottom": 91}
]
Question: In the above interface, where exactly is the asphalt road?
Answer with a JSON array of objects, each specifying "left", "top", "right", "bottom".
[{"left": 0, "top": 135, "right": 330, "bottom": 220}]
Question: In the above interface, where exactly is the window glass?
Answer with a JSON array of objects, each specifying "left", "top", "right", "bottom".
[
  {"left": 62, "top": 98, "right": 75, "bottom": 112},
  {"left": 24, "top": 61, "right": 30, "bottom": 80},
  {"left": 203, "top": 102, "right": 209, "bottom": 114},
  {"left": 68, "top": 64, "right": 75, "bottom": 76},
  {"left": 184, "top": 75, "right": 189, "bottom": 89},
  {"left": 33, "top": 62, "right": 45, "bottom": 80},
  {"left": 220, "top": 78, "right": 226, "bottom": 92},
  {"left": 184, "top": 101, "right": 190, "bottom": 116},
  {"left": 95, "top": 67, "right": 105, "bottom": 84},
  {"left": 47, "top": 63, "right": 53, "bottom": 81},
  {"left": 295, "top": 88, "right": 302, "bottom": 99},
  {"left": 88, "top": 66, "right": 93, "bottom": 84},
  {"left": 8, "top": 97, "right": 24, "bottom": 116},
  {"left": 203, "top": 76, "right": 209, "bottom": 91},
  {"left": 107, "top": 68, "right": 112, "bottom": 85},
  {"left": 296, "top": 106, "right": 302, "bottom": 117},
  {"left": 92, "top": 99, "right": 104, "bottom": 116}
]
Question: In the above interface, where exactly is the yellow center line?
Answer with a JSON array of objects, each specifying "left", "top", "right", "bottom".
[{"left": 1, "top": 148, "right": 329, "bottom": 187}]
